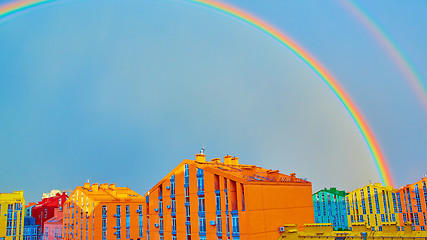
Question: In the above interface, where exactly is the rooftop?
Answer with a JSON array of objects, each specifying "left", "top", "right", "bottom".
[{"left": 69, "top": 183, "right": 144, "bottom": 203}]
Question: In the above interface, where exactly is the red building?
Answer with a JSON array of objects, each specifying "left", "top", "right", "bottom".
[
  {"left": 43, "top": 208, "right": 63, "bottom": 240},
  {"left": 31, "top": 192, "right": 68, "bottom": 240},
  {"left": 396, "top": 177, "right": 427, "bottom": 231}
]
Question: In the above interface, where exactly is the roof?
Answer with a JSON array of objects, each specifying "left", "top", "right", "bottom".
[
  {"left": 399, "top": 176, "right": 426, "bottom": 190},
  {"left": 33, "top": 192, "right": 67, "bottom": 210},
  {"left": 147, "top": 154, "right": 311, "bottom": 194},
  {"left": 348, "top": 183, "right": 396, "bottom": 194},
  {"left": 67, "top": 183, "right": 144, "bottom": 203},
  {"left": 45, "top": 215, "right": 62, "bottom": 225},
  {"left": 313, "top": 188, "right": 348, "bottom": 197}
]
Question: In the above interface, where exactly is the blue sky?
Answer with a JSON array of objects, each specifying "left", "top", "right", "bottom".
[{"left": 0, "top": 0, "right": 426, "bottom": 202}]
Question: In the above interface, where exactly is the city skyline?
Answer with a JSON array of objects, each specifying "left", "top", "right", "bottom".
[{"left": 0, "top": 0, "right": 426, "bottom": 202}]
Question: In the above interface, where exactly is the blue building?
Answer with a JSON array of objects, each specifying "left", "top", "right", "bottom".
[
  {"left": 313, "top": 188, "right": 349, "bottom": 230},
  {"left": 23, "top": 216, "right": 38, "bottom": 240}
]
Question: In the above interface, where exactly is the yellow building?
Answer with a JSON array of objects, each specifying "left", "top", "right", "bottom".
[
  {"left": 63, "top": 182, "right": 145, "bottom": 240},
  {"left": 346, "top": 183, "right": 400, "bottom": 231},
  {"left": 0, "top": 191, "right": 26, "bottom": 240},
  {"left": 277, "top": 222, "right": 427, "bottom": 240}
]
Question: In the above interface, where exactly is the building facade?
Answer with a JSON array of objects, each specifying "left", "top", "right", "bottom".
[
  {"left": 62, "top": 182, "right": 145, "bottom": 240},
  {"left": 346, "top": 183, "right": 400, "bottom": 231},
  {"left": 313, "top": 188, "right": 348, "bottom": 230},
  {"left": 31, "top": 192, "right": 67, "bottom": 240},
  {"left": 43, "top": 208, "right": 63, "bottom": 240},
  {"left": 23, "top": 217, "right": 38, "bottom": 240},
  {"left": 144, "top": 152, "right": 314, "bottom": 240},
  {"left": 0, "top": 191, "right": 26, "bottom": 240},
  {"left": 25, "top": 204, "right": 36, "bottom": 217},
  {"left": 395, "top": 177, "right": 427, "bottom": 231}
]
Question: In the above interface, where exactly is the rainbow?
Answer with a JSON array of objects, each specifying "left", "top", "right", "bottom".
[
  {"left": 0, "top": 0, "right": 394, "bottom": 186},
  {"left": 340, "top": 1, "right": 427, "bottom": 113}
]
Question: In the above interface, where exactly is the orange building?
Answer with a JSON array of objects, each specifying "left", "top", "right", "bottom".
[
  {"left": 395, "top": 177, "right": 427, "bottom": 231},
  {"left": 144, "top": 151, "right": 314, "bottom": 240},
  {"left": 62, "top": 182, "right": 145, "bottom": 240}
]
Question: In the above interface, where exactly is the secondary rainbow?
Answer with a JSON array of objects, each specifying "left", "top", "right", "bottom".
[
  {"left": 340, "top": 0, "right": 427, "bottom": 114},
  {"left": 0, "top": 0, "right": 394, "bottom": 186}
]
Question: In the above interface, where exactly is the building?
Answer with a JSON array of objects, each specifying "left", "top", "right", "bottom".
[
  {"left": 313, "top": 188, "right": 348, "bottom": 230},
  {"left": 346, "top": 183, "right": 400, "bottom": 231},
  {"left": 43, "top": 208, "right": 63, "bottom": 240},
  {"left": 0, "top": 191, "right": 26, "bottom": 240},
  {"left": 144, "top": 151, "right": 314, "bottom": 240},
  {"left": 62, "top": 182, "right": 145, "bottom": 240},
  {"left": 23, "top": 217, "right": 38, "bottom": 240},
  {"left": 25, "top": 203, "right": 37, "bottom": 217},
  {"left": 42, "top": 191, "right": 63, "bottom": 200},
  {"left": 395, "top": 177, "right": 427, "bottom": 231},
  {"left": 277, "top": 222, "right": 427, "bottom": 240},
  {"left": 31, "top": 192, "right": 68, "bottom": 240}
]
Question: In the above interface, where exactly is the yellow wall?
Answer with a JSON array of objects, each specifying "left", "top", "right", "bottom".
[
  {"left": 0, "top": 191, "right": 26, "bottom": 240},
  {"left": 346, "top": 183, "right": 399, "bottom": 230}
]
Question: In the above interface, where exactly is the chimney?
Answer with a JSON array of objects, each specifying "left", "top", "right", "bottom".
[
  {"left": 100, "top": 183, "right": 108, "bottom": 190},
  {"left": 92, "top": 183, "right": 99, "bottom": 192},
  {"left": 84, "top": 182, "right": 90, "bottom": 189},
  {"left": 231, "top": 157, "right": 239, "bottom": 165},
  {"left": 211, "top": 158, "right": 221, "bottom": 163},
  {"left": 290, "top": 173, "right": 296, "bottom": 182},
  {"left": 224, "top": 155, "right": 232, "bottom": 165},
  {"left": 195, "top": 148, "right": 206, "bottom": 163},
  {"left": 109, "top": 184, "right": 117, "bottom": 195}
]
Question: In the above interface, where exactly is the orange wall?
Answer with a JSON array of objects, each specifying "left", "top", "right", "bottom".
[
  {"left": 63, "top": 188, "right": 144, "bottom": 240},
  {"left": 145, "top": 160, "right": 314, "bottom": 240}
]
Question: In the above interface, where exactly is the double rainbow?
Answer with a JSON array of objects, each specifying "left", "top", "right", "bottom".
[
  {"left": 0, "top": 0, "right": 394, "bottom": 186},
  {"left": 340, "top": 0, "right": 427, "bottom": 114}
]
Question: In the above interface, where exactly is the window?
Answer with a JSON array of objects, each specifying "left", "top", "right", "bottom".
[
  {"left": 172, "top": 217, "right": 177, "bottom": 232},
  {"left": 414, "top": 213, "right": 420, "bottom": 226},
  {"left": 186, "top": 224, "right": 191, "bottom": 240},
  {"left": 217, "top": 216, "right": 222, "bottom": 234},
  {"left": 198, "top": 197, "right": 205, "bottom": 212},
  {"left": 172, "top": 199, "right": 176, "bottom": 214},
  {"left": 102, "top": 206, "right": 107, "bottom": 217},
  {"left": 232, "top": 215, "right": 239, "bottom": 235},
  {"left": 216, "top": 193, "right": 221, "bottom": 212},
  {"left": 139, "top": 205, "right": 143, "bottom": 238},
  {"left": 241, "top": 184, "right": 245, "bottom": 211},
  {"left": 160, "top": 217, "right": 163, "bottom": 231},
  {"left": 199, "top": 217, "right": 206, "bottom": 233}
]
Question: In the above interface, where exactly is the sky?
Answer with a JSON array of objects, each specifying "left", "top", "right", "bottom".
[{"left": 0, "top": 0, "right": 426, "bottom": 202}]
